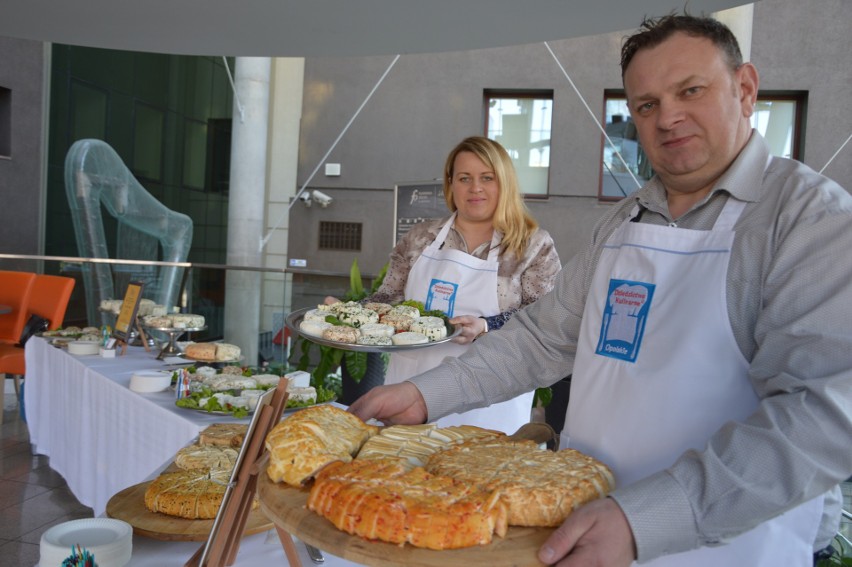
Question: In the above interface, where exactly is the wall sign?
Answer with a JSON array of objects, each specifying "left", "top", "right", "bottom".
[{"left": 394, "top": 180, "right": 446, "bottom": 245}]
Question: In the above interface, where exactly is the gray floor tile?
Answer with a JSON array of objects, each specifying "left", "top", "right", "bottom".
[
  {"left": 0, "top": 479, "right": 52, "bottom": 510},
  {"left": 8, "top": 461, "right": 68, "bottom": 490},
  {"left": 0, "top": 451, "right": 50, "bottom": 481},
  {"left": 0, "top": 539, "right": 40, "bottom": 567},
  {"left": 0, "top": 439, "right": 32, "bottom": 458},
  {"left": 0, "top": 485, "right": 92, "bottom": 540}
]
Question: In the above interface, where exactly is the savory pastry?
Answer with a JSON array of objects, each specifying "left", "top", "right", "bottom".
[
  {"left": 183, "top": 342, "right": 240, "bottom": 362},
  {"left": 265, "top": 404, "right": 379, "bottom": 486},
  {"left": 144, "top": 469, "right": 230, "bottom": 519},
  {"left": 184, "top": 342, "right": 216, "bottom": 361},
  {"left": 175, "top": 444, "right": 239, "bottom": 471},
  {"left": 198, "top": 423, "right": 248, "bottom": 447},
  {"left": 357, "top": 423, "right": 504, "bottom": 468},
  {"left": 308, "top": 458, "right": 507, "bottom": 550},
  {"left": 425, "top": 439, "right": 615, "bottom": 527}
]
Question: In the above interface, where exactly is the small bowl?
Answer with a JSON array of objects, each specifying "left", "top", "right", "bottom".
[
  {"left": 129, "top": 370, "right": 173, "bottom": 393},
  {"left": 67, "top": 340, "right": 101, "bottom": 356}
]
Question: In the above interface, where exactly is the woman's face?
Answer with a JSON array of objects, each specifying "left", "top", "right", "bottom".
[{"left": 449, "top": 151, "right": 500, "bottom": 225}]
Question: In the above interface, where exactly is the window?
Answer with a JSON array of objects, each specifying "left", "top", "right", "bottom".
[
  {"left": 751, "top": 92, "right": 806, "bottom": 160},
  {"left": 598, "top": 90, "right": 806, "bottom": 201},
  {"left": 71, "top": 80, "right": 108, "bottom": 142},
  {"left": 132, "top": 102, "right": 165, "bottom": 181},
  {"left": 484, "top": 90, "right": 553, "bottom": 196},
  {"left": 182, "top": 119, "right": 207, "bottom": 190},
  {"left": 599, "top": 91, "right": 652, "bottom": 200}
]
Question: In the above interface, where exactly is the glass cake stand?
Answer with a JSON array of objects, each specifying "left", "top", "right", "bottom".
[{"left": 141, "top": 325, "right": 207, "bottom": 360}]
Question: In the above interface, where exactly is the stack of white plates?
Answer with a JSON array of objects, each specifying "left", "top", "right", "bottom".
[
  {"left": 129, "top": 369, "right": 173, "bottom": 393},
  {"left": 67, "top": 340, "right": 101, "bottom": 356},
  {"left": 40, "top": 518, "right": 132, "bottom": 567}
]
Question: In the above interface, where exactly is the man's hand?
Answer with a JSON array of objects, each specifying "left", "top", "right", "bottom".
[
  {"left": 538, "top": 498, "right": 636, "bottom": 566},
  {"left": 347, "top": 382, "right": 428, "bottom": 425}
]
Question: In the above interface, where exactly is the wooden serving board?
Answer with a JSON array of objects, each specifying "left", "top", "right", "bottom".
[
  {"left": 106, "top": 480, "right": 273, "bottom": 541},
  {"left": 257, "top": 473, "right": 553, "bottom": 567}
]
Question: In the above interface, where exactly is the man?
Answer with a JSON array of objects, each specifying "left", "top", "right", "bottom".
[{"left": 351, "top": 14, "right": 852, "bottom": 566}]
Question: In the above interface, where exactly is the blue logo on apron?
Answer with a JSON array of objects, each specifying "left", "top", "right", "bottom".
[
  {"left": 425, "top": 278, "right": 458, "bottom": 316},
  {"left": 595, "top": 279, "right": 655, "bottom": 363}
]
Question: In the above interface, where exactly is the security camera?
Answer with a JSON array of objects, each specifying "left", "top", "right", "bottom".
[
  {"left": 311, "top": 190, "right": 333, "bottom": 208},
  {"left": 298, "top": 191, "right": 312, "bottom": 207}
]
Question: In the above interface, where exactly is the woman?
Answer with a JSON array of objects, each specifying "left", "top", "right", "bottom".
[{"left": 361, "top": 136, "right": 561, "bottom": 434}]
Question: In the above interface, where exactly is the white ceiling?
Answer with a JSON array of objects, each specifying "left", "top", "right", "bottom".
[{"left": 0, "top": 0, "right": 753, "bottom": 56}]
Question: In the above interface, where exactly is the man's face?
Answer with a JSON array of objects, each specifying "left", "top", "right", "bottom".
[{"left": 624, "top": 32, "right": 757, "bottom": 200}]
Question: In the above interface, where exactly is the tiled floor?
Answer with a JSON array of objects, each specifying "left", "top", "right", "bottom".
[{"left": 0, "top": 382, "right": 93, "bottom": 567}]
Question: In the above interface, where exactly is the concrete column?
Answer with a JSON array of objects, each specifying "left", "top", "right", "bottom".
[
  {"left": 714, "top": 4, "right": 754, "bottom": 62},
  {"left": 224, "top": 57, "right": 271, "bottom": 365}
]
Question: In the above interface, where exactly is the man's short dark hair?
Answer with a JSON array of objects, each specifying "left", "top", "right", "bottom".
[{"left": 621, "top": 14, "right": 743, "bottom": 78}]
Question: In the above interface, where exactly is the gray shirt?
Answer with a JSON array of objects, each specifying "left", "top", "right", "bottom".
[{"left": 411, "top": 132, "right": 852, "bottom": 561}]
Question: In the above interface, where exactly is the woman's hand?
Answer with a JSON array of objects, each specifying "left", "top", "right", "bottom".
[
  {"left": 448, "top": 315, "right": 487, "bottom": 345},
  {"left": 348, "top": 382, "right": 428, "bottom": 425}
]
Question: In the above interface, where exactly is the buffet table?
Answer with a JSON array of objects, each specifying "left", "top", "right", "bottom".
[
  {"left": 23, "top": 336, "right": 247, "bottom": 517},
  {"left": 25, "top": 335, "right": 366, "bottom": 566}
]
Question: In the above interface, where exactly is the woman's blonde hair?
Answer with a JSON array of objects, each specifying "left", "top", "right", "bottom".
[{"left": 443, "top": 136, "right": 538, "bottom": 257}]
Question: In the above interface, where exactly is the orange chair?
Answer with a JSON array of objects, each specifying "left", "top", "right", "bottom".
[
  {"left": 0, "top": 270, "right": 37, "bottom": 345},
  {"left": 1, "top": 274, "right": 75, "bottom": 413}
]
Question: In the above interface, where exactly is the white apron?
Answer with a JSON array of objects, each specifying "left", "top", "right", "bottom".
[
  {"left": 562, "top": 198, "right": 821, "bottom": 566},
  {"left": 385, "top": 214, "right": 535, "bottom": 434}
]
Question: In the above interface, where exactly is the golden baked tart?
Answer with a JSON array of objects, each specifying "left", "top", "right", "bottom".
[
  {"left": 144, "top": 469, "right": 231, "bottom": 520},
  {"left": 265, "top": 404, "right": 379, "bottom": 486},
  {"left": 425, "top": 439, "right": 615, "bottom": 527},
  {"left": 308, "top": 458, "right": 507, "bottom": 550}
]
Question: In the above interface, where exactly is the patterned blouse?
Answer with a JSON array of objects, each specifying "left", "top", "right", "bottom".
[{"left": 366, "top": 216, "right": 562, "bottom": 330}]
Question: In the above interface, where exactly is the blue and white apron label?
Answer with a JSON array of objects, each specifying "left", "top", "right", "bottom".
[
  {"left": 595, "top": 279, "right": 655, "bottom": 362},
  {"left": 425, "top": 278, "right": 458, "bottom": 316}
]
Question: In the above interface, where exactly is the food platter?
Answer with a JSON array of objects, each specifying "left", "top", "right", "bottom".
[
  {"left": 285, "top": 307, "right": 462, "bottom": 353},
  {"left": 257, "top": 473, "right": 553, "bottom": 567},
  {"left": 177, "top": 396, "right": 337, "bottom": 418}
]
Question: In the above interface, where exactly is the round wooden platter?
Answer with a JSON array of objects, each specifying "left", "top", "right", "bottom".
[
  {"left": 257, "top": 473, "right": 554, "bottom": 567},
  {"left": 106, "top": 479, "right": 273, "bottom": 541}
]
